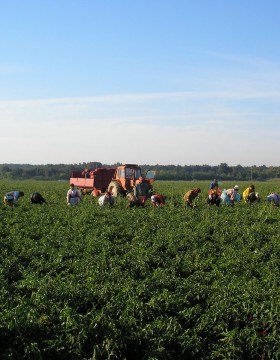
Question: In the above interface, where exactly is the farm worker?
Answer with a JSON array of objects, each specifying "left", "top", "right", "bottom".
[
  {"left": 3, "top": 191, "right": 24, "bottom": 206},
  {"left": 242, "top": 185, "right": 260, "bottom": 205},
  {"left": 242, "top": 185, "right": 255, "bottom": 202},
  {"left": 126, "top": 192, "right": 143, "bottom": 208},
  {"left": 184, "top": 188, "right": 201, "bottom": 208},
  {"left": 98, "top": 191, "right": 114, "bottom": 207},
  {"left": 209, "top": 179, "right": 219, "bottom": 190},
  {"left": 30, "top": 192, "right": 47, "bottom": 205},
  {"left": 133, "top": 177, "right": 150, "bottom": 205},
  {"left": 207, "top": 188, "right": 221, "bottom": 206},
  {"left": 151, "top": 194, "right": 165, "bottom": 207},
  {"left": 67, "top": 183, "right": 82, "bottom": 205},
  {"left": 266, "top": 192, "right": 280, "bottom": 207},
  {"left": 221, "top": 185, "right": 240, "bottom": 205},
  {"left": 246, "top": 192, "right": 260, "bottom": 205},
  {"left": 82, "top": 168, "right": 90, "bottom": 178}
]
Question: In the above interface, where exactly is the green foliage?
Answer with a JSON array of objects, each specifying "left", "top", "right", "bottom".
[
  {"left": 1, "top": 162, "right": 280, "bottom": 181},
  {"left": 0, "top": 180, "right": 280, "bottom": 359}
]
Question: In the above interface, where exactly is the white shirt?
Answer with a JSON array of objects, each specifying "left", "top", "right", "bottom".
[{"left": 98, "top": 195, "right": 114, "bottom": 206}]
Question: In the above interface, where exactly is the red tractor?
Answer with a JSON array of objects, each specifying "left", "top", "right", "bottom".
[
  {"left": 107, "top": 164, "right": 156, "bottom": 197},
  {"left": 69, "top": 164, "right": 156, "bottom": 197}
]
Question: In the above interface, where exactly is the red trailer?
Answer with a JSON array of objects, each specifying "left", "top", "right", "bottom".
[{"left": 70, "top": 168, "right": 116, "bottom": 196}]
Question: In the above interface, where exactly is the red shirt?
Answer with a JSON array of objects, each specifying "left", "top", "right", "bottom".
[{"left": 152, "top": 194, "right": 165, "bottom": 206}]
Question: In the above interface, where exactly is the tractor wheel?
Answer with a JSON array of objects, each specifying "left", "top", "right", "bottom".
[{"left": 108, "top": 181, "right": 122, "bottom": 197}]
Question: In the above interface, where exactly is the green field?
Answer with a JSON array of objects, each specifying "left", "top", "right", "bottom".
[{"left": 1, "top": 180, "right": 280, "bottom": 359}]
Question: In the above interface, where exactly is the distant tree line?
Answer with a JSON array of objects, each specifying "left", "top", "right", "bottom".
[{"left": 0, "top": 162, "right": 280, "bottom": 181}]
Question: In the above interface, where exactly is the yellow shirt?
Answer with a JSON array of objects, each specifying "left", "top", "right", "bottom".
[{"left": 242, "top": 187, "right": 253, "bottom": 202}]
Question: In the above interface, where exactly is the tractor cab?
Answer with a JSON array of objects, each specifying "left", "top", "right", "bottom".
[{"left": 115, "top": 165, "right": 141, "bottom": 181}]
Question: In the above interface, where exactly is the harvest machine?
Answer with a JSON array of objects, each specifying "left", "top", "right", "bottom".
[{"left": 70, "top": 164, "right": 156, "bottom": 197}]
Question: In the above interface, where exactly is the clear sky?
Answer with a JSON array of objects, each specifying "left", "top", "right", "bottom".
[{"left": 1, "top": 0, "right": 280, "bottom": 166}]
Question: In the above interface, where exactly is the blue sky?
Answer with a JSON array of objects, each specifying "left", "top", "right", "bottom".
[{"left": 1, "top": 0, "right": 280, "bottom": 166}]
